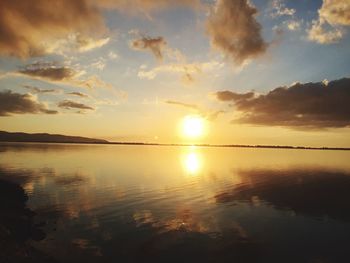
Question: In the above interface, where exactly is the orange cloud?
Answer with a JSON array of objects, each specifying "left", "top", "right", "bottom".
[
  {"left": 0, "top": 0, "right": 107, "bottom": 58},
  {"left": 308, "top": 0, "right": 350, "bottom": 44}
]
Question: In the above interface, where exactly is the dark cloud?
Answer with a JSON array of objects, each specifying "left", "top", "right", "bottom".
[
  {"left": 2, "top": 62, "right": 116, "bottom": 90},
  {"left": 58, "top": 100, "right": 94, "bottom": 110},
  {"left": 206, "top": 0, "right": 268, "bottom": 64},
  {"left": 19, "top": 63, "right": 77, "bottom": 81},
  {"left": 215, "top": 91, "right": 255, "bottom": 101},
  {"left": 23, "top": 85, "right": 59, "bottom": 94},
  {"left": 214, "top": 77, "right": 350, "bottom": 128},
  {"left": 130, "top": 37, "right": 167, "bottom": 61},
  {"left": 67, "top": 92, "right": 88, "bottom": 98},
  {"left": 0, "top": 90, "right": 58, "bottom": 116}
]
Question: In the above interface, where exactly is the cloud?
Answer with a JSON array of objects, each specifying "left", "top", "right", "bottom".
[
  {"left": 0, "top": 0, "right": 269, "bottom": 66},
  {"left": 18, "top": 63, "right": 79, "bottom": 81},
  {"left": 74, "top": 35, "right": 110, "bottom": 53},
  {"left": 270, "top": 0, "right": 295, "bottom": 18},
  {"left": 206, "top": 0, "right": 268, "bottom": 65},
  {"left": 23, "top": 85, "right": 60, "bottom": 94},
  {"left": 90, "top": 60, "right": 106, "bottom": 71},
  {"left": 165, "top": 99, "right": 225, "bottom": 121},
  {"left": 318, "top": 0, "right": 350, "bottom": 26},
  {"left": 284, "top": 20, "right": 302, "bottom": 31},
  {"left": 48, "top": 34, "right": 110, "bottom": 55},
  {"left": 214, "top": 77, "right": 350, "bottom": 128},
  {"left": 0, "top": 90, "right": 58, "bottom": 116},
  {"left": 165, "top": 100, "right": 199, "bottom": 110},
  {"left": 308, "top": 0, "right": 350, "bottom": 44},
  {"left": 215, "top": 90, "right": 255, "bottom": 101},
  {"left": 205, "top": 110, "right": 226, "bottom": 122},
  {"left": 308, "top": 19, "right": 343, "bottom": 44},
  {"left": 130, "top": 36, "right": 167, "bottom": 61},
  {"left": 0, "top": 0, "right": 108, "bottom": 58},
  {"left": 0, "top": 0, "right": 199, "bottom": 58},
  {"left": 67, "top": 92, "right": 89, "bottom": 98},
  {"left": 108, "top": 51, "right": 118, "bottom": 60},
  {"left": 0, "top": 0, "right": 202, "bottom": 58},
  {"left": 138, "top": 61, "right": 223, "bottom": 83},
  {"left": 1, "top": 62, "right": 117, "bottom": 90},
  {"left": 58, "top": 100, "right": 94, "bottom": 111},
  {"left": 97, "top": 0, "right": 200, "bottom": 14},
  {"left": 132, "top": 35, "right": 220, "bottom": 84}
]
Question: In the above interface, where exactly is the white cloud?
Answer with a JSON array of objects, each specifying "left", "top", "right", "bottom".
[
  {"left": 308, "top": 0, "right": 350, "bottom": 44},
  {"left": 270, "top": 0, "right": 296, "bottom": 18},
  {"left": 108, "top": 51, "right": 118, "bottom": 59},
  {"left": 285, "top": 20, "right": 302, "bottom": 31}
]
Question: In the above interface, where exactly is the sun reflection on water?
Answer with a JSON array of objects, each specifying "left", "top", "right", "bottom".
[{"left": 183, "top": 150, "right": 202, "bottom": 175}]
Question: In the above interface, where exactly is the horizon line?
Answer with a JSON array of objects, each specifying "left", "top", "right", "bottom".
[
  {"left": 2, "top": 140, "right": 350, "bottom": 151},
  {"left": 1, "top": 130, "right": 349, "bottom": 151}
]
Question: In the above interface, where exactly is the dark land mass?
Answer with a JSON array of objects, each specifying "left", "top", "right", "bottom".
[
  {"left": 0, "top": 179, "right": 56, "bottom": 263},
  {"left": 0, "top": 131, "right": 107, "bottom": 144},
  {"left": 0, "top": 130, "right": 349, "bottom": 151}
]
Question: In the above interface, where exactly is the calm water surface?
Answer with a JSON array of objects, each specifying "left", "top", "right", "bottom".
[{"left": 1, "top": 143, "right": 350, "bottom": 263}]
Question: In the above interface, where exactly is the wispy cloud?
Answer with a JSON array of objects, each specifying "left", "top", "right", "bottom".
[
  {"left": 165, "top": 99, "right": 225, "bottom": 121},
  {"left": 67, "top": 92, "right": 89, "bottom": 98},
  {"left": 58, "top": 100, "right": 94, "bottom": 111},
  {"left": 23, "top": 85, "right": 60, "bottom": 94},
  {"left": 138, "top": 61, "right": 223, "bottom": 84},
  {"left": 1, "top": 62, "right": 119, "bottom": 91},
  {"left": 165, "top": 100, "right": 199, "bottom": 110}
]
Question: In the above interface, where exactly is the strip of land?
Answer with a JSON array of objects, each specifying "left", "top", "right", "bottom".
[{"left": 0, "top": 130, "right": 349, "bottom": 151}]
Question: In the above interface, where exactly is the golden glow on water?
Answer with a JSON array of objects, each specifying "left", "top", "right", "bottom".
[
  {"left": 182, "top": 115, "right": 204, "bottom": 138},
  {"left": 3, "top": 143, "right": 350, "bottom": 262},
  {"left": 183, "top": 151, "right": 202, "bottom": 175}
]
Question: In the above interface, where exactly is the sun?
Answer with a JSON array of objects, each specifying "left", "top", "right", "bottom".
[{"left": 182, "top": 115, "right": 204, "bottom": 138}]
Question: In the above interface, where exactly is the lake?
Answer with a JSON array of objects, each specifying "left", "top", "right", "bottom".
[{"left": 1, "top": 143, "right": 350, "bottom": 263}]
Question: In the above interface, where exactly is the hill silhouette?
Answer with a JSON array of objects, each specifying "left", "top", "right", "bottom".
[{"left": 0, "top": 131, "right": 107, "bottom": 144}]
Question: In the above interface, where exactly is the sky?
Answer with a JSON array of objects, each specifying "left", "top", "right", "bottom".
[{"left": 0, "top": 0, "right": 350, "bottom": 147}]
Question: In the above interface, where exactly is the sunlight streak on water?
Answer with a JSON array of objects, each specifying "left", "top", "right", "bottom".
[{"left": 183, "top": 151, "right": 201, "bottom": 175}]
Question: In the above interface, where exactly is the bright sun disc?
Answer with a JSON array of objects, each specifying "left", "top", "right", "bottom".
[{"left": 182, "top": 115, "right": 204, "bottom": 138}]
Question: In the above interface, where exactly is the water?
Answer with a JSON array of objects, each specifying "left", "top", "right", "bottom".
[{"left": 1, "top": 142, "right": 350, "bottom": 263}]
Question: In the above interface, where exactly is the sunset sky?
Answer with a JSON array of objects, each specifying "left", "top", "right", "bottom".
[{"left": 0, "top": 0, "right": 349, "bottom": 147}]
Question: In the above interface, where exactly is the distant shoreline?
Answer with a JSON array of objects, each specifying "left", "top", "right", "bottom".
[
  {"left": 1, "top": 140, "right": 350, "bottom": 151},
  {"left": 1, "top": 131, "right": 349, "bottom": 151}
]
